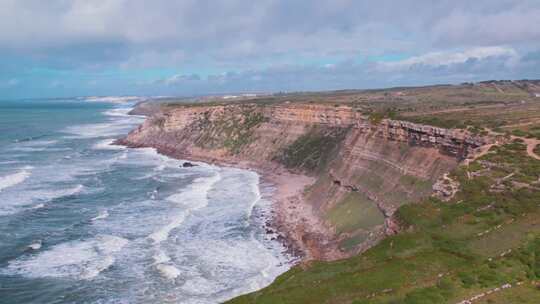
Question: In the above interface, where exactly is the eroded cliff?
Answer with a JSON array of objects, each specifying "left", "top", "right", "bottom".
[{"left": 120, "top": 102, "right": 488, "bottom": 260}]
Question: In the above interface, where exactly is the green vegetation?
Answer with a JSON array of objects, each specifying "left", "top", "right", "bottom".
[
  {"left": 396, "top": 116, "right": 468, "bottom": 129},
  {"left": 195, "top": 107, "right": 268, "bottom": 153},
  {"left": 368, "top": 109, "right": 397, "bottom": 124},
  {"left": 326, "top": 191, "right": 385, "bottom": 252},
  {"left": 351, "top": 164, "right": 434, "bottom": 209},
  {"left": 326, "top": 192, "right": 384, "bottom": 235},
  {"left": 277, "top": 127, "right": 348, "bottom": 172},
  {"left": 228, "top": 141, "right": 540, "bottom": 304}
]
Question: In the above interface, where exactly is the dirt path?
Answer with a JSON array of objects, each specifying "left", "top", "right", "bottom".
[
  {"left": 464, "top": 144, "right": 495, "bottom": 165},
  {"left": 466, "top": 130, "right": 540, "bottom": 164},
  {"left": 522, "top": 138, "right": 540, "bottom": 160},
  {"left": 500, "top": 121, "right": 536, "bottom": 129}
]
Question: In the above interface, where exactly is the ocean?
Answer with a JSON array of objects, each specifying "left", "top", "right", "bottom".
[{"left": 0, "top": 98, "right": 291, "bottom": 303}]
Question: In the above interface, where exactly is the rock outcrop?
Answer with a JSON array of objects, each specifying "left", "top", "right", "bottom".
[{"left": 120, "top": 102, "right": 488, "bottom": 260}]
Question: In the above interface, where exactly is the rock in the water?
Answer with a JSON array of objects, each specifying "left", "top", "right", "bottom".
[{"left": 182, "top": 162, "right": 197, "bottom": 168}]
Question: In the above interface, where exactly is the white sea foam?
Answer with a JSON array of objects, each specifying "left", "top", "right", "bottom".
[
  {"left": 149, "top": 172, "right": 221, "bottom": 244},
  {"left": 0, "top": 166, "right": 32, "bottom": 192},
  {"left": 10, "top": 140, "right": 61, "bottom": 152},
  {"left": 85, "top": 96, "right": 142, "bottom": 104},
  {"left": 175, "top": 237, "right": 290, "bottom": 299},
  {"left": 93, "top": 138, "right": 126, "bottom": 150},
  {"left": 103, "top": 108, "right": 132, "bottom": 117},
  {"left": 165, "top": 173, "right": 221, "bottom": 208},
  {"left": 11, "top": 147, "right": 47, "bottom": 152},
  {"left": 181, "top": 276, "right": 227, "bottom": 295},
  {"left": 118, "top": 151, "right": 128, "bottom": 160},
  {"left": 5, "top": 235, "right": 128, "bottom": 280},
  {"left": 245, "top": 171, "right": 262, "bottom": 220},
  {"left": 0, "top": 184, "right": 85, "bottom": 216},
  {"left": 64, "top": 122, "right": 133, "bottom": 139},
  {"left": 21, "top": 140, "right": 58, "bottom": 146},
  {"left": 33, "top": 139, "right": 58, "bottom": 145},
  {"left": 153, "top": 250, "right": 171, "bottom": 264},
  {"left": 156, "top": 264, "right": 181, "bottom": 280},
  {"left": 30, "top": 203, "right": 45, "bottom": 210},
  {"left": 91, "top": 210, "right": 109, "bottom": 221},
  {"left": 148, "top": 212, "right": 188, "bottom": 243},
  {"left": 0, "top": 160, "right": 19, "bottom": 165},
  {"left": 63, "top": 106, "right": 143, "bottom": 140},
  {"left": 118, "top": 147, "right": 185, "bottom": 171},
  {"left": 44, "top": 184, "right": 84, "bottom": 200},
  {"left": 27, "top": 240, "right": 42, "bottom": 250}
]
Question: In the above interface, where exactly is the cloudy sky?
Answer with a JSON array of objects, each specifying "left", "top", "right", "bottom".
[{"left": 1, "top": 0, "right": 540, "bottom": 98}]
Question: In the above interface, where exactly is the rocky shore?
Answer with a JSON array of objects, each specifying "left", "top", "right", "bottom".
[{"left": 116, "top": 137, "right": 341, "bottom": 261}]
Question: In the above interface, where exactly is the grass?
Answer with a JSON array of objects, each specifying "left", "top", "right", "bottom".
[
  {"left": 326, "top": 192, "right": 385, "bottom": 235},
  {"left": 475, "top": 283, "right": 540, "bottom": 303},
  {"left": 227, "top": 141, "right": 540, "bottom": 304},
  {"left": 339, "top": 232, "right": 369, "bottom": 251},
  {"left": 468, "top": 214, "right": 540, "bottom": 256}
]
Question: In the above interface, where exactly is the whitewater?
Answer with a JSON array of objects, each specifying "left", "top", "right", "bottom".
[{"left": 0, "top": 98, "right": 291, "bottom": 304}]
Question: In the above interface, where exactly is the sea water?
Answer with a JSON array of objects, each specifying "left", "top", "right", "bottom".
[{"left": 0, "top": 98, "right": 291, "bottom": 303}]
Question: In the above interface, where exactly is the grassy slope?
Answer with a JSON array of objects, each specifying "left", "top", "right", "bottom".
[
  {"left": 326, "top": 192, "right": 384, "bottom": 235},
  {"left": 228, "top": 140, "right": 540, "bottom": 304},
  {"left": 326, "top": 192, "right": 385, "bottom": 252}
]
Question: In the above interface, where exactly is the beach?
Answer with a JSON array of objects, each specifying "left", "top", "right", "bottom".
[{"left": 118, "top": 136, "right": 343, "bottom": 262}]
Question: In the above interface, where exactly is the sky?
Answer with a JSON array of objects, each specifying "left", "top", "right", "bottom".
[{"left": 1, "top": 0, "right": 540, "bottom": 99}]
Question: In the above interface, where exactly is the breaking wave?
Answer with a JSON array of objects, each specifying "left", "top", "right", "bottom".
[
  {"left": 91, "top": 210, "right": 110, "bottom": 222},
  {"left": 0, "top": 166, "right": 32, "bottom": 192},
  {"left": 5, "top": 235, "right": 129, "bottom": 280},
  {"left": 84, "top": 96, "right": 143, "bottom": 104},
  {"left": 148, "top": 172, "right": 221, "bottom": 244}
]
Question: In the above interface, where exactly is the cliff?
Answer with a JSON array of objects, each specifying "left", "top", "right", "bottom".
[{"left": 120, "top": 102, "right": 488, "bottom": 260}]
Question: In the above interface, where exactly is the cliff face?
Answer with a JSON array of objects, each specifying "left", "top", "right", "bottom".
[{"left": 121, "top": 102, "right": 487, "bottom": 259}]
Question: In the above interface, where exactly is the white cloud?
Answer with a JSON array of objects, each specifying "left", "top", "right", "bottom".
[
  {"left": 380, "top": 46, "right": 519, "bottom": 70},
  {"left": 432, "top": 5, "right": 540, "bottom": 47},
  {"left": 163, "top": 74, "right": 200, "bottom": 85},
  {"left": 0, "top": 0, "right": 537, "bottom": 67},
  {"left": 0, "top": 0, "right": 539, "bottom": 98}
]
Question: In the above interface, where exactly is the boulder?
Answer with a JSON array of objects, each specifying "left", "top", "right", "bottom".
[{"left": 182, "top": 162, "right": 197, "bottom": 168}]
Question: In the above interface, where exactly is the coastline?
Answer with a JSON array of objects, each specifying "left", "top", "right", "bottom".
[{"left": 115, "top": 139, "right": 342, "bottom": 262}]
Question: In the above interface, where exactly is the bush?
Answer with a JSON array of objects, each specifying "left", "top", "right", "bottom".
[
  {"left": 458, "top": 271, "right": 476, "bottom": 288},
  {"left": 511, "top": 129, "right": 528, "bottom": 137}
]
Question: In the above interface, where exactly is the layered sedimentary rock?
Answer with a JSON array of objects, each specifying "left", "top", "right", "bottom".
[{"left": 121, "top": 102, "right": 488, "bottom": 259}]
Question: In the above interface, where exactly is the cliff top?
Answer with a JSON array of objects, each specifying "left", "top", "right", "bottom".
[{"left": 138, "top": 79, "right": 540, "bottom": 138}]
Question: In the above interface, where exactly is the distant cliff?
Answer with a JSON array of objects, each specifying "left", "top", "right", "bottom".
[{"left": 120, "top": 102, "right": 488, "bottom": 259}]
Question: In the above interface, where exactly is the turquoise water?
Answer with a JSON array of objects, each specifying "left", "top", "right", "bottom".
[{"left": 0, "top": 99, "right": 290, "bottom": 303}]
